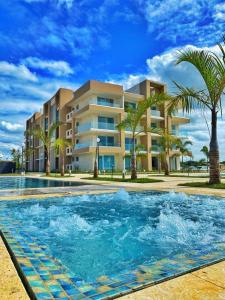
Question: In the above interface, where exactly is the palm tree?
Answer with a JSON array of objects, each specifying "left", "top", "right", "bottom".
[
  {"left": 169, "top": 37, "right": 225, "bottom": 184},
  {"left": 178, "top": 139, "right": 193, "bottom": 172},
  {"left": 29, "top": 122, "right": 61, "bottom": 176},
  {"left": 154, "top": 130, "right": 181, "bottom": 176},
  {"left": 125, "top": 143, "right": 147, "bottom": 171},
  {"left": 200, "top": 145, "right": 209, "bottom": 172},
  {"left": 54, "top": 138, "right": 71, "bottom": 176},
  {"left": 117, "top": 93, "right": 169, "bottom": 179}
]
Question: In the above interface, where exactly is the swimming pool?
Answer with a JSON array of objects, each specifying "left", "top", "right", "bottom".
[
  {"left": 0, "top": 176, "right": 87, "bottom": 189},
  {"left": 1, "top": 190, "right": 225, "bottom": 299}
]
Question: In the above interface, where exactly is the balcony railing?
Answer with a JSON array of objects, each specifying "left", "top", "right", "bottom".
[
  {"left": 75, "top": 142, "right": 120, "bottom": 150},
  {"left": 90, "top": 99, "right": 122, "bottom": 108},
  {"left": 125, "top": 125, "right": 144, "bottom": 133},
  {"left": 77, "top": 121, "right": 117, "bottom": 133},
  {"left": 151, "top": 110, "right": 161, "bottom": 117},
  {"left": 151, "top": 145, "right": 161, "bottom": 152}
]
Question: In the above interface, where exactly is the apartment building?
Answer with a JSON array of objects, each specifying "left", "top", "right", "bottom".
[
  {"left": 25, "top": 88, "right": 74, "bottom": 172},
  {"left": 25, "top": 79, "right": 189, "bottom": 172}
]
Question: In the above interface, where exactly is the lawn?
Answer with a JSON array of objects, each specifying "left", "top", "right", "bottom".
[
  {"left": 84, "top": 177, "right": 163, "bottom": 183},
  {"left": 178, "top": 182, "right": 225, "bottom": 189}
]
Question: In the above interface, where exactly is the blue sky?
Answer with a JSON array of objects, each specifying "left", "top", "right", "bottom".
[{"left": 0, "top": 0, "right": 224, "bottom": 160}]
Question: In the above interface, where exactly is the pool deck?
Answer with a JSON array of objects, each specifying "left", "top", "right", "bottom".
[{"left": 1, "top": 173, "right": 225, "bottom": 299}]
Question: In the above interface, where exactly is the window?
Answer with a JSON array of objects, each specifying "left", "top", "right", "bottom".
[
  {"left": 76, "top": 157, "right": 79, "bottom": 162},
  {"left": 125, "top": 137, "right": 136, "bottom": 151},
  {"left": 76, "top": 122, "right": 79, "bottom": 127},
  {"left": 76, "top": 104, "right": 79, "bottom": 110},
  {"left": 125, "top": 157, "right": 131, "bottom": 170},
  {"left": 97, "top": 97, "right": 114, "bottom": 107},
  {"left": 98, "top": 116, "right": 114, "bottom": 130},
  {"left": 76, "top": 139, "right": 79, "bottom": 144},
  {"left": 151, "top": 105, "right": 157, "bottom": 110},
  {"left": 124, "top": 102, "right": 136, "bottom": 111},
  {"left": 98, "top": 136, "right": 114, "bottom": 146},
  {"left": 99, "top": 155, "right": 115, "bottom": 170},
  {"left": 151, "top": 122, "right": 157, "bottom": 129},
  {"left": 56, "top": 110, "right": 59, "bottom": 122}
]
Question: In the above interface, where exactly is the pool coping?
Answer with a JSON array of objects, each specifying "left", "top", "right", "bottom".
[{"left": 1, "top": 190, "right": 225, "bottom": 299}]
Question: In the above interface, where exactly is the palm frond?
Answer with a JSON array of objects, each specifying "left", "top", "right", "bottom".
[
  {"left": 168, "top": 81, "right": 211, "bottom": 115},
  {"left": 176, "top": 48, "right": 225, "bottom": 108}
]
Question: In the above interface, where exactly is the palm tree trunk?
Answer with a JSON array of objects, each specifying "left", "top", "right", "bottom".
[
  {"left": 46, "top": 150, "right": 50, "bottom": 176},
  {"left": 182, "top": 155, "right": 184, "bottom": 173},
  {"left": 131, "top": 134, "right": 137, "bottom": 180},
  {"left": 209, "top": 109, "right": 221, "bottom": 184},
  {"left": 164, "top": 156, "right": 169, "bottom": 176},
  {"left": 61, "top": 153, "right": 65, "bottom": 177}
]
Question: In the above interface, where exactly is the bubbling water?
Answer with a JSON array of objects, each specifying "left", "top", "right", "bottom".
[{"left": 3, "top": 191, "right": 225, "bottom": 282}]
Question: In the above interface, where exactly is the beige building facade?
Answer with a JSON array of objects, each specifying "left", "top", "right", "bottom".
[{"left": 25, "top": 80, "right": 189, "bottom": 172}]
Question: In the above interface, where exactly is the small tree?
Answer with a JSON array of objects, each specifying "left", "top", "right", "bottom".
[
  {"left": 54, "top": 138, "right": 71, "bottom": 176},
  {"left": 11, "top": 148, "right": 22, "bottom": 170},
  {"left": 29, "top": 122, "right": 61, "bottom": 176},
  {"left": 117, "top": 94, "right": 169, "bottom": 179},
  {"left": 178, "top": 139, "right": 193, "bottom": 172},
  {"left": 155, "top": 131, "right": 181, "bottom": 176},
  {"left": 200, "top": 145, "right": 209, "bottom": 172}
]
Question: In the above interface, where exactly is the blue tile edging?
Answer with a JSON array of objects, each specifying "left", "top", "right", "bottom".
[{"left": 1, "top": 214, "right": 225, "bottom": 299}]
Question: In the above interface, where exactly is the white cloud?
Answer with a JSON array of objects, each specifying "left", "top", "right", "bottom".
[
  {"left": 137, "top": 0, "right": 224, "bottom": 46},
  {"left": 22, "top": 57, "right": 74, "bottom": 77},
  {"left": 24, "top": 0, "right": 74, "bottom": 6},
  {"left": 57, "top": 0, "right": 74, "bottom": 8},
  {"left": 0, "top": 121, "right": 24, "bottom": 132},
  {"left": 0, "top": 61, "right": 37, "bottom": 82},
  {"left": 214, "top": 3, "right": 225, "bottom": 20}
]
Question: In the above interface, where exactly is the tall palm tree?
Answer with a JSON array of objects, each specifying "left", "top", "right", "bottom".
[
  {"left": 29, "top": 122, "right": 61, "bottom": 176},
  {"left": 54, "top": 138, "right": 71, "bottom": 176},
  {"left": 200, "top": 145, "right": 209, "bottom": 172},
  {"left": 117, "top": 93, "right": 169, "bottom": 179},
  {"left": 169, "top": 37, "right": 225, "bottom": 184},
  {"left": 178, "top": 139, "right": 193, "bottom": 172}
]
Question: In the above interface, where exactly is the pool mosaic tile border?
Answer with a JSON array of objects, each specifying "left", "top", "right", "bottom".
[{"left": 1, "top": 208, "right": 225, "bottom": 299}]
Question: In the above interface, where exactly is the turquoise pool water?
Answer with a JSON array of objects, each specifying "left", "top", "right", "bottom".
[
  {"left": 1, "top": 190, "right": 225, "bottom": 284},
  {"left": 0, "top": 176, "right": 87, "bottom": 189}
]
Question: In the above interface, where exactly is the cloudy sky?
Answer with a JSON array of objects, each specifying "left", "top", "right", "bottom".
[{"left": 0, "top": 0, "right": 224, "bottom": 160}]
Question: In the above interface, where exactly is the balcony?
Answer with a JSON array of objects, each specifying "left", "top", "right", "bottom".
[
  {"left": 75, "top": 142, "right": 120, "bottom": 150},
  {"left": 151, "top": 145, "right": 161, "bottom": 153},
  {"left": 66, "top": 129, "right": 73, "bottom": 139},
  {"left": 90, "top": 98, "right": 122, "bottom": 108},
  {"left": 66, "top": 147, "right": 73, "bottom": 156},
  {"left": 125, "top": 125, "right": 144, "bottom": 133},
  {"left": 77, "top": 121, "right": 117, "bottom": 133},
  {"left": 151, "top": 110, "right": 164, "bottom": 119},
  {"left": 66, "top": 112, "right": 73, "bottom": 122}
]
